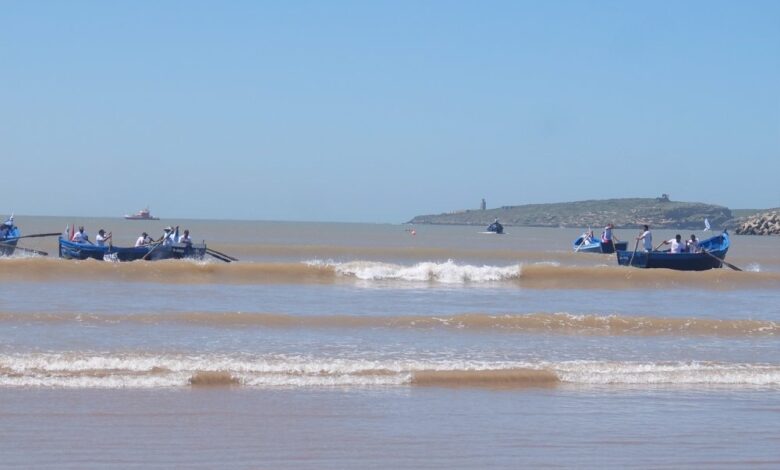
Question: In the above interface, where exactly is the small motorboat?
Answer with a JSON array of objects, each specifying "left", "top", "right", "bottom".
[
  {"left": 124, "top": 207, "right": 160, "bottom": 220},
  {"left": 615, "top": 231, "right": 731, "bottom": 271},
  {"left": 484, "top": 220, "right": 504, "bottom": 234}
]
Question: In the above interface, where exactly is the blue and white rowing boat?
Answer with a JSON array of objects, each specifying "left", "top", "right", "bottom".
[
  {"left": 58, "top": 237, "right": 206, "bottom": 262},
  {"left": 573, "top": 234, "right": 628, "bottom": 254},
  {"left": 615, "top": 231, "right": 731, "bottom": 271}
]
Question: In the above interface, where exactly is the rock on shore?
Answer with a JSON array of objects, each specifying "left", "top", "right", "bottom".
[{"left": 735, "top": 211, "right": 780, "bottom": 235}]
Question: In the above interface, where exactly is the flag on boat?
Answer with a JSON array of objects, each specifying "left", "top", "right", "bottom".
[
  {"left": 704, "top": 218, "right": 711, "bottom": 231},
  {"left": 63, "top": 224, "right": 69, "bottom": 239}
]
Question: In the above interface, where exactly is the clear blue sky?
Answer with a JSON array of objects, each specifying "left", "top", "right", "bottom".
[{"left": 2, "top": 1, "right": 778, "bottom": 222}]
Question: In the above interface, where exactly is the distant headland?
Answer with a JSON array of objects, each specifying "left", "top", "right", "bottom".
[{"left": 407, "top": 195, "right": 777, "bottom": 231}]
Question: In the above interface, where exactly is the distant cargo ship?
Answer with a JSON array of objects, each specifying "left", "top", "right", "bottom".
[{"left": 124, "top": 208, "right": 160, "bottom": 220}]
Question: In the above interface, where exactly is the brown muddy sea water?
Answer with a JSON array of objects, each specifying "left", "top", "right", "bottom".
[{"left": 1, "top": 216, "right": 779, "bottom": 468}]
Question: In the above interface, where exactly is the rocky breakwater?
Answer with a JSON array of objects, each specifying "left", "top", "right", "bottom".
[{"left": 735, "top": 211, "right": 780, "bottom": 235}]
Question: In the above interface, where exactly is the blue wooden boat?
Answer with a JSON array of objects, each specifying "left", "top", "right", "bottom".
[
  {"left": 0, "top": 224, "right": 21, "bottom": 256},
  {"left": 615, "top": 231, "right": 730, "bottom": 271},
  {"left": 573, "top": 234, "right": 628, "bottom": 254},
  {"left": 58, "top": 237, "right": 207, "bottom": 262}
]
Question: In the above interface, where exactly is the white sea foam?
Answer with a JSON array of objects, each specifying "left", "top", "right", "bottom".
[
  {"left": 2, "top": 353, "right": 779, "bottom": 389},
  {"left": 553, "top": 360, "right": 780, "bottom": 386},
  {"left": 745, "top": 263, "right": 762, "bottom": 272},
  {"left": 306, "top": 259, "right": 522, "bottom": 283}
]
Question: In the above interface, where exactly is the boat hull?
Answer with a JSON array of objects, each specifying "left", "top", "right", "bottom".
[
  {"left": 58, "top": 238, "right": 206, "bottom": 261},
  {"left": 616, "top": 251, "right": 725, "bottom": 270},
  {"left": 615, "top": 231, "right": 730, "bottom": 271},
  {"left": 0, "top": 238, "right": 18, "bottom": 256}
]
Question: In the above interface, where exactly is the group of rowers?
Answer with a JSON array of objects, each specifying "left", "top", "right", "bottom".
[
  {"left": 583, "top": 224, "right": 701, "bottom": 253},
  {"left": 69, "top": 226, "right": 192, "bottom": 248},
  {"left": 635, "top": 224, "right": 701, "bottom": 253}
]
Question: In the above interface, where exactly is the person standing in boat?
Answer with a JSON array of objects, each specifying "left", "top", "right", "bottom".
[
  {"left": 135, "top": 232, "right": 152, "bottom": 247},
  {"left": 601, "top": 223, "right": 619, "bottom": 251},
  {"left": 158, "top": 226, "right": 179, "bottom": 246},
  {"left": 656, "top": 234, "right": 684, "bottom": 253},
  {"left": 95, "top": 229, "right": 112, "bottom": 247},
  {"left": 636, "top": 225, "right": 653, "bottom": 252},
  {"left": 71, "top": 226, "right": 90, "bottom": 244}
]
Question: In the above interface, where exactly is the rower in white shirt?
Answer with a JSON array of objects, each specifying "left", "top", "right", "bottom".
[
  {"left": 135, "top": 231, "right": 152, "bottom": 247},
  {"left": 687, "top": 234, "right": 700, "bottom": 253},
  {"left": 95, "top": 229, "right": 112, "bottom": 247},
  {"left": 656, "top": 234, "right": 684, "bottom": 253},
  {"left": 636, "top": 225, "right": 653, "bottom": 252},
  {"left": 71, "top": 226, "right": 90, "bottom": 244},
  {"left": 178, "top": 229, "right": 192, "bottom": 245}
]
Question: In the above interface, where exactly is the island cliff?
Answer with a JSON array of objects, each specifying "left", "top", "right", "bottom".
[{"left": 408, "top": 197, "right": 733, "bottom": 230}]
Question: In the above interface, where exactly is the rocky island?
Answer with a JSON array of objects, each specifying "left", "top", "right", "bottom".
[{"left": 408, "top": 196, "right": 737, "bottom": 230}]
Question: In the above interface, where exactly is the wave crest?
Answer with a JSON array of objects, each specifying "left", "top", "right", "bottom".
[
  {"left": 1, "top": 257, "right": 778, "bottom": 289},
  {"left": 0, "top": 311, "right": 775, "bottom": 337},
  {"left": 308, "top": 259, "right": 521, "bottom": 283},
  {"left": 1, "top": 353, "right": 779, "bottom": 389}
]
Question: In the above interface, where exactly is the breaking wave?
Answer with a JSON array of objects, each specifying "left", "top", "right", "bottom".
[
  {"left": 1, "top": 257, "right": 778, "bottom": 288},
  {"left": 306, "top": 259, "right": 522, "bottom": 283},
  {"left": 1, "top": 353, "right": 779, "bottom": 389}
]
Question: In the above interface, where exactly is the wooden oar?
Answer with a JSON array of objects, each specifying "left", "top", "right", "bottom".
[
  {"left": 628, "top": 238, "right": 640, "bottom": 267},
  {"left": 574, "top": 234, "right": 585, "bottom": 253},
  {"left": 206, "top": 248, "right": 238, "bottom": 261},
  {"left": 206, "top": 251, "right": 231, "bottom": 263},
  {"left": 0, "top": 241, "right": 48, "bottom": 256},
  {"left": 701, "top": 249, "right": 742, "bottom": 272},
  {"left": 142, "top": 241, "right": 165, "bottom": 260},
  {"left": 3, "top": 232, "right": 62, "bottom": 242}
]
